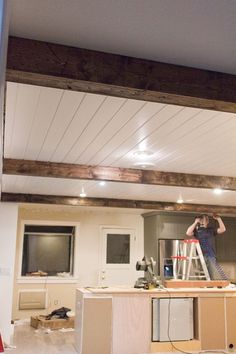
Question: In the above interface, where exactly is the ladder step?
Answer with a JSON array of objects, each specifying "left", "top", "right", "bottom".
[{"left": 172, "top": 239, "right": 210, "bottom": 281}]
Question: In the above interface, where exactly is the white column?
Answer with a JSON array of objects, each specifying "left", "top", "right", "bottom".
[
  {"left": 0, "top": 203, "right": 18, "bottom": 344},
  {"left": 0, "top": 0, "right": 10, "bottom": 177}
]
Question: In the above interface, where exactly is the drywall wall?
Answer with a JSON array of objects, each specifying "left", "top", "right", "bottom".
[
  {"left": 0, "top": 203, "right": 18, "bottom": 343},
  {"left": 12, "top": 205, "right": 144, "bottom": 319}
]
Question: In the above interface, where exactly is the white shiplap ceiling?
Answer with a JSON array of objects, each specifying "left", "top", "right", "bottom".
[
  {"left": 3, "top": 82, "right": 236, "bottom": 207},
  {"left": 3, "top": 175, "right": 236, "bottom": 207}
]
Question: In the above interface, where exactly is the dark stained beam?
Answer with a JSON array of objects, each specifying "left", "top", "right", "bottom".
[
  {"left": 6, "top": 36, "right": 236, "bottom": 113},
  {"left": 3, "top": 158, "right": 236, "bottom": 191},
  {"left": 2, "top": 192, "right": 236, "bottom": 215}
]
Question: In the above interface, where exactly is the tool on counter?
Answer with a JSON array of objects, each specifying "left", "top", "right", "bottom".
[{"left": 134, "top": 256, "right": 159, "bottom": 289}]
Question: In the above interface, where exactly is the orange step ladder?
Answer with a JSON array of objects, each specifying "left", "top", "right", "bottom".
[{"left": 171, "top": 239, "right": 210, "bottom": 281}]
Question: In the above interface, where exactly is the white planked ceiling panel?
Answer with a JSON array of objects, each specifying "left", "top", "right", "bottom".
[
  {"left": 85, "top": 101, "right": 166, "bottom": 165},
  {"left": 5, "top": 83, "right": 41, "bottom": 157},
  {"left": 61, "top": 95, "right": 127, "bottom": 164},
  {"left": 74, "top": 99, "right": 155, "bottom": 164},
  {"left": 35, "top": 90, "right": 86, "bottom": 161},
  {"left": 5, "top": 82, "right": 236, "bottom": 177},
  {"left": 3, "top": 82, "right": 236, "bottom": 207},
  {"left": 49, "top": 93, "right": 107, "bottom": 162},
  {"left": 88, "top": 104, "right": 185, "bottom": 166},
  {"left": 108, "top": 106, "right": 204, "bottom": 168},
  {"left": 2, "top": 174, "right": 236, "bottom": 207}
]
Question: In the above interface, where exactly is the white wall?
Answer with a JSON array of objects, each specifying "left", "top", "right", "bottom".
[
  {"left": 0, "top": 203, "right": 18, "bottom": 344},
  {"left": 13, "top": 205, "right": 144, "bottom": 319}
]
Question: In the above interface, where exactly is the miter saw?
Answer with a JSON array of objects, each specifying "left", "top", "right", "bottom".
[{"left": 134, "top": 256, "right": 159, "bottom": 289}]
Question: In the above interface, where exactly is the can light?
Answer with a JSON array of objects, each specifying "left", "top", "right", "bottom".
[
  {"left": 79, "top": 187, "right": 87, "bottom": 198},
  {"left": 134, "top": 162, "right": 155, "bottom": 169},
  {"left": 99, "top": 181, "right": 106, "bottom": 186},
  {"left": 213, "top": 188, "right": 223, "bottom": 195},
  {"left": 133, "top": 150, "right": 153, "bottom": 159}
]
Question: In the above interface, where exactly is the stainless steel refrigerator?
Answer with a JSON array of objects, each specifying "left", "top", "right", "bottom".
[{"left": 158, "top": 238, "right": 184, "bottom": 280}]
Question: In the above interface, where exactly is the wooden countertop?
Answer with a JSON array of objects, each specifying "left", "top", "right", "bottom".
[{"left": 77, "top": 284, "right": 236, "bottom": 296}]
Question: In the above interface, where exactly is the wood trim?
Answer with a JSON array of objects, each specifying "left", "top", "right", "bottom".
[
  {"left": 3, "top": 158, "right": 236, "bottom": 191},
  {"left": 2, "top": 192, "right": 236, "bottom": 215},
  {"left": 6, "top": 36, "right": 236, "bottom": 113},
  {"left": 164, "top": 280, "right": 230, "bottom": 288}
]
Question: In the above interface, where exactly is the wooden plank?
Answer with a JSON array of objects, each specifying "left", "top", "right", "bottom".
[
  {"left": 112, "top": 296, "right": 150, "bottom": 354},
  {"left": 2, "top": 192, "right": 236, "bottom": 215},
  {"left": 3, "top": 158, "right": 236, "bottom": 191},
  {"left": 200, "top": 297, "right": 226, "bottom": 350},
  {"left": 164, "top": 280, "right": 230, "bottom": 288},
  {"left": 225, "top": 297, "right": 236, "bottom": 348},
  {"left": 150, "top": 339, "right": 201, "bottom": 352},
  {"left": 6, "top": 36, "right": 236, "bottom": 113},
  {"left": 82, "top": 298, "right": 112, "bottom": 354}
]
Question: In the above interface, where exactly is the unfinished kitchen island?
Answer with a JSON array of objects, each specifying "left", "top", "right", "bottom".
[{"left": 75, "top": 286, "right": 236, "bottom": 354}]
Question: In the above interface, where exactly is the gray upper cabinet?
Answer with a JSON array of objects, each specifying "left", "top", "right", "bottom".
[
  {"left": 144, "top": 212, "right": 236, "bottom": 263},
  {"left": 216, "top": 218, "right": 236, "bottom": 262}
]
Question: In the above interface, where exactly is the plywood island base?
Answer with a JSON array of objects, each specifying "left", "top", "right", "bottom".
[
  {"left": 75, "top": 286, "right": 236, "bottom": 354},
  {"left": 150, "top": 339, "right": 201, "bottom": 352}
]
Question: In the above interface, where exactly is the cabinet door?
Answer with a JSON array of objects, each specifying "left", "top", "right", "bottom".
[
  {"left": 82, "top": 297, "right": 112, "bottom": 354},
  {"left": 112, "top": 296, "right": 150, "bottom": 354},
  {"left": 200, "top": 297, "right": 226, "bottom": 350},
  {"left": 226, "top": 297, "right": 236, "bottom": 348}
]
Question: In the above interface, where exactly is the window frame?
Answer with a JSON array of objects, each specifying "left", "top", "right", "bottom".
[
  {"left": 100, "top": 226, "right": 136, "bottom": 270},
  {"left": 17, "top": 220, "right": 80, "bottom": 284}
]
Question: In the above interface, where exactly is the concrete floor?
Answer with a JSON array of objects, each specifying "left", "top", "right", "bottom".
[
  {"left": 9, "top": 323, "right": 231, "bottom": 354},
  {"left": 11, "top": 323, "right": 77, "bottom": 354}
]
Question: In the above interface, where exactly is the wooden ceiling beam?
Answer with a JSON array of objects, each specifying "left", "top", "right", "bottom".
[
  {"left": 2, "top": 192, "right": 236, "bottom": 215},
  {"left": 3, "top": 158, "right": 236, "bottom": 191},
  {"left": 6, "top": 36, "right": 236, "bottom": 113}
]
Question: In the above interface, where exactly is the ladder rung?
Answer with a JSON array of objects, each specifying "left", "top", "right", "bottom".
[{"left": 172, "top": 240, "right": 210, "bottom": 281}]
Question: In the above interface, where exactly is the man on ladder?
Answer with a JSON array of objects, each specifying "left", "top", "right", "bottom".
[{"left": 186, "top": 213, "right": 227, "bottom": 280}]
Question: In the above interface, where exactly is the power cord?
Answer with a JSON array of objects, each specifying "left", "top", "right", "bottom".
[
  {"left": 165, "top": 287, "right": 193, "bottom": 354},
  {"left": 164, "top": 287, "right": 228, "bottom": 354}
]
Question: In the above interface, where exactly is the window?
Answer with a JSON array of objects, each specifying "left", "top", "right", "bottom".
[
  {"left": 106, "top": 233, "right": 130, "bottom": 264},
  {"left": 21, "top": 224, "right": 75, "bottom": 276}
]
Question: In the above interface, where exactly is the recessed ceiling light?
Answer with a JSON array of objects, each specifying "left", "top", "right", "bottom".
[
  {"left": 99, "top": 181, "right": 106, "bottom": 186},
  {"left": 79, "top": 187, "right": 87, "bottom": 198},
  {"left": 134, "top": 162, "right": 155, "bottom": 169},
  {"left": 177, "top": 198, "right": 184, "bottom": 204},
  {"left": 133, "top": 150, "right": 153, "bottom": 159},
  {"left": 213, "top": 188, "right": 223, "bottom": 195}
]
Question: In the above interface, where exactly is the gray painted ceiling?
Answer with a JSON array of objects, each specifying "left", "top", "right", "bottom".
[{"left": 9, "top": 0, "right": 236, "bottom": 74}]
